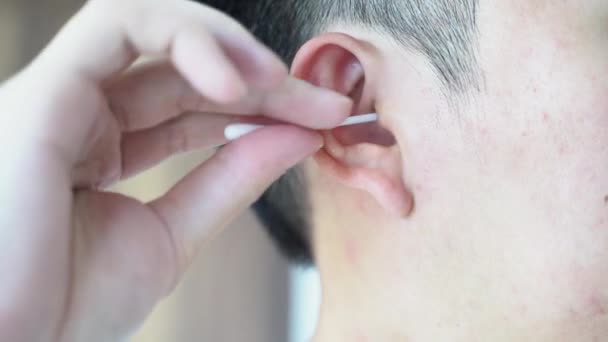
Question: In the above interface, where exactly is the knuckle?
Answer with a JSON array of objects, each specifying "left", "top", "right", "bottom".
[
  {"left": 108, "top": 96, "right": 131, "bottom": 131},
  {"left": 201, "top": 4, "right": 249, "bottom": 34},
  {"left": 86, "top": 0, "right": 128, "bottom": 22},
  {"left": 175, "top": 81, "right": 205, "bottom": 113}
]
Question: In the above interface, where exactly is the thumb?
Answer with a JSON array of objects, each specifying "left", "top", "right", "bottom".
[{"left": 148, "top": 125, "right": 322, "bottom": 268}]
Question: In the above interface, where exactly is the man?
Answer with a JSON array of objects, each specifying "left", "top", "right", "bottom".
[{"left": 205, "top": 0, "right": 608, "bottom": 341}]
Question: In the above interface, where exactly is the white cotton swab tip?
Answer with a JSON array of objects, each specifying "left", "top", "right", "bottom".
[
  {"left": 224, "top": 113, "right": 379, "bottom": 141},
  {"left": 224, "top": 124, "right": 265, "bottom": 141}
]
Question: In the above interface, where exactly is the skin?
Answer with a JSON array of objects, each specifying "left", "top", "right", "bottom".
[
  {"left": 306, "top": 1, "right": 608, "bottom": 341},
  {"left": 0, "top": 0, "right": 352, "bottom": 341}
]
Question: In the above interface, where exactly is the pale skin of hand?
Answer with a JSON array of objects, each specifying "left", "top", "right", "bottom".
[{"left": 0, "top": 0, "right": 352, "bottom": 341}]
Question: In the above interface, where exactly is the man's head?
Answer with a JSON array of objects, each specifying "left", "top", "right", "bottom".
[
  {"left": 203, "top": 0, "right": 480, "bottom": 264},
  {"left": 204, "top": 0, "right": 608, "bottom": 340}
]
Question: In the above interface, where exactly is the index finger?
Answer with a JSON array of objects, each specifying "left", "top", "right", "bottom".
[{"left": 107, "top": 62, "right": 352, "bottom": 132}]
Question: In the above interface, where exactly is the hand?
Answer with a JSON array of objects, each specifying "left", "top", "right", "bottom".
[{"left": 0, "top": 0, "right": 351, "bottom": 340}]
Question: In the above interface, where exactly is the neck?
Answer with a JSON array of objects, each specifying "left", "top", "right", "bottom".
[
  {"left": 310, "top": 201, "right": 413, "bottom": 340},
  {"left": 307, "top": 164, "right": 414, "bottom": 341},
  {"left": 311, "top": 236, "right": 414, "bottom": 341}
]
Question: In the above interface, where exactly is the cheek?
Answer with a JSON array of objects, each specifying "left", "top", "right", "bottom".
[
  {"left": 474, "top": 49, "right": 608, "bottom": 225},
  {"left": 408, "top": 74, "right": 608, "bottom": 328},
  {"left": 468, "top": 78, "right": 608, "bottom": 325}
]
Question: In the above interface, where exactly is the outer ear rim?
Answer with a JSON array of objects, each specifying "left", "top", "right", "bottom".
[
  {"left": 291, "top": 32, "right": 375, "bottom": 114},
  {"left": 291, "top": 32, "right": 367, "bottom": 77}
]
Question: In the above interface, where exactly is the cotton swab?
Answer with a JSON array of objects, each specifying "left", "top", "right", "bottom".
[{"left": 224, "top": 113, "right": 379, "bottom": 141}]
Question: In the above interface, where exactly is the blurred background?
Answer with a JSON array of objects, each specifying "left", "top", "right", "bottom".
[{"left": 0, "top": 1, "right": 320, "bottom": 341}]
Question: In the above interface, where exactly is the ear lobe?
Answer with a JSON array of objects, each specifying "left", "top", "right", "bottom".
[{"left": 315, "top": 130, "right": 414, "bottom": 218}]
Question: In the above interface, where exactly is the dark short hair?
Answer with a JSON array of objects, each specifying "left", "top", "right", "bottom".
[{"left": 200, "top": 0, "right": 480, "bottom": 265}]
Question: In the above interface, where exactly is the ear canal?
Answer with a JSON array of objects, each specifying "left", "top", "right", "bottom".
[{"left": 332, "top": 121, "right": 396, "bottom": 147}]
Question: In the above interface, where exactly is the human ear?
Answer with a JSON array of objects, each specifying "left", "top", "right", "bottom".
[{"left": 292, "top": 33, "right": 414, "bottom": 217}]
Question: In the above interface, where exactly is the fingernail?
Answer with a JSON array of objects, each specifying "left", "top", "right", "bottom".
[{"left": 224, "top": 123, "right": 265, "bottom": 141}]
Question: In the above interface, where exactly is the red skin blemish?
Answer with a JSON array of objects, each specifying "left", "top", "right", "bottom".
[
  {"left": 355, "top": 334, "right": 367, "bottom": 342},
  {"left": 556, "top": 38, "right": 572, "bottom": 50},
  {"left": 353, "top": 332, "right": 368, "bottom": 342},
  {"left": 480, "top": 127, "right": 488, "bottom": 135},
  {"left": 542, "top": 112, "right": 550, "bottom": 122},
  {"left": 588, "top": 295, "right": 607, "bottom": 316}
]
